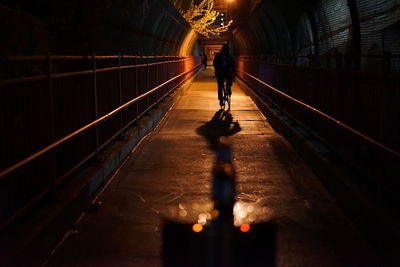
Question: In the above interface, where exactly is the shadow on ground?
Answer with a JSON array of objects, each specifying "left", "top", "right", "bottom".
[{"left": 196, "top": 110, "right": 241, "bottom": 151}]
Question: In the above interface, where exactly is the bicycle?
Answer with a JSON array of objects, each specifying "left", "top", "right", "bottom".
[{"left": 220, "top": 83, "right": 231, "bottom": 111}]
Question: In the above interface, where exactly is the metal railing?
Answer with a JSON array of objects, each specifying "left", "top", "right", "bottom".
[
  {"left": 241, "top": 52, "right": 400, "bottom": 72},
  {"left": 0, "top": 54, "right": 202, "bottom": 230},
  {"left": 237, "top": 56, "right": 400, "bottom": 203}
]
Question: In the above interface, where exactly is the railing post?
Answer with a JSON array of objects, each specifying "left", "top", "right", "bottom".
[
  {"left": 171, "top": 57, "right": 175, "bottom": 87},
  {"left": 48, "top": 52, "right": 57, "bottom": 196},
  {"left": 171, "top": 58, "right": 174, "bottom": 87},
  {"left": 135, "top": 57, "right": 139, "bottom": 121},
  {"left": 147, "top": 56, "right": 150, "bottom": 110},
  {"left": 118, "top": 54, "right": 124, "bottom": 139},
  {"left": 336, "top": 50, "right": 343, "bottom": 71},
  {"left": 166, "top": 58, "right": 169, "bottom": 88},
  {"left": 344, "top": 53, "right": 352, "bottom": 71},
  {"left": 383, "top": 51, "right": 391, "bottom": 73},
  {"left": 93, "top": 53, "right": 100, "bottom": 161},
  {"left": 155, "top": 57, "right": 159, "bottom": 102},
  {"left": 327, "top": 53, "right": 331, "bottom": 69}
]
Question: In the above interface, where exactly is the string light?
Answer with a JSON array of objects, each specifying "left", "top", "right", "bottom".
[{"left": 171, "top": 0, "right": 233, "bottom": 38}]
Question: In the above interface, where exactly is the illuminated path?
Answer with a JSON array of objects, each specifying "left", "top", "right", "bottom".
[{"left": 45, "top": 69, "right": 379, "bottom": 266}]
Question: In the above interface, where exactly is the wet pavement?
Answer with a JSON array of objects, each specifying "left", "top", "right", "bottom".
[{"left": 44, "top": 69, "right": 380, "bottom": 266}]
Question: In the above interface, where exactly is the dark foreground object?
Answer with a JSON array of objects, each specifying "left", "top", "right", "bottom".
[{"left": 163, "top": 218, "right": 275, "bottom": 267}]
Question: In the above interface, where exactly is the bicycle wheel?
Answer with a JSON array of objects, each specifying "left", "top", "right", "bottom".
[
  {"left": 224, "top": 84, "right": 231, "bottom": 112},
  {"left": 220, "top": 85, "right": 226, "bottom": 110},
  {"left": 226, "top": 93, "right": 231, "bottom": 111}
]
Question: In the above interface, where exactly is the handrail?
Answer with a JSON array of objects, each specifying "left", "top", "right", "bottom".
[
  {"left": 0, "top": 74, "right": 49, "bottom": 85},
  {"left": 237, "top": 68, "right": 400, "bottom": 158},
  {"left": 237, "top": 57, "right": 400, "bottom": 75},
  {"left": 0, "top": 62, "right": 202, "bottom": 179},
  {"left": 0, "top": 58, "right": 190, "bottom": 86},
  {"left": 238, "top": 54, "right": 400, "bottom": 59},
  {"left": 3, "top": 55, "right": 185, "bottom": 61}
]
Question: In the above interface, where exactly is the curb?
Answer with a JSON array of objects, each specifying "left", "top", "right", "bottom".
[{"left": 1, "top": 70, "right": 201, "bottom": 267}]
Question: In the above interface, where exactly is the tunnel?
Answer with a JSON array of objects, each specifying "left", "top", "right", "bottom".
[{"left": 0, "top": 0, "right": 399, "bottom": 266}]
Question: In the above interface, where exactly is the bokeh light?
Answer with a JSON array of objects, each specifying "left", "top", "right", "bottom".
[
  {"left": 240, "top": 224, "right": 250, "bottom": 233},
  {"left": 192, "top": 223, "right": 203, "bottom": 233}
]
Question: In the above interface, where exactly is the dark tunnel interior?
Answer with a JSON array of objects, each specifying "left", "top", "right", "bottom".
[{"left": 1, "top": 0, "right": 400, "bottom": 67}]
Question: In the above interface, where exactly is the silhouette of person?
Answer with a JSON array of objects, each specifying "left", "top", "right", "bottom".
[
  {"left": 202, "top": 54, "right": 208, "bottom": 69},
  {"left": 213, "top": 44, "right": 236, "bottom": 106}
]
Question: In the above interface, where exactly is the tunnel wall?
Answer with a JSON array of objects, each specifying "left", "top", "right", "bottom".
[
  {"left": 234, "top": 0, "right": 400, "bottom": 204},
  {"left": 0, "top": 0, "right": 203, "bottom": 231},
  {"left": 0, "top": 0, "right": 200, "bottom": 56},
  {"left": 0, "top": 54, "right": 202, "bottom": 231},
  {"left": 232, "top": 0, "right": 400, "bottom": 71},
  {"left": 0, "top": 4, "right": 50, "bottom": 55}
]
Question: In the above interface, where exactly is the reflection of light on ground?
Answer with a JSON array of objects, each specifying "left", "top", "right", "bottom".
[
  {"left": 211, "top": 209, "right": 219, "bottom": 219},
  {"left": 249, "top": 214, "right": 256, "bottom": 222},
  {"left": 198, "top": 213, "right": 208, "bottom": 225},
  {"left": 191, "top": 203, "right": 200, "bottom": 210},
  {"left": 233, "top": 201, "right": 273, "bottom": 227},
  {"left": 165, "top": 200, "right": 273, "bottom": 227},
  {"left": 246, "top": 205, "right": 255, "bottom": 213},
  {"left": 179, "top": 209, "right": 187, "bottom": 217},
  {"left": 239, "top": 211, "right": 247, "bottom": 219}
]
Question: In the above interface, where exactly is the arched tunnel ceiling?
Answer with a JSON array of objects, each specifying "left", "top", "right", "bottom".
[
  {"left": 232, "top": 0, "right": 319, "bottom": 55},
  {"left": 1, "top": 0, "right": 399, "bottom": 57},
  {"left": 0, "top": 0, "right": 195, "bottom": 55},
  {"left": 191, "top": 0, "right": 310, "bottom": 55}
]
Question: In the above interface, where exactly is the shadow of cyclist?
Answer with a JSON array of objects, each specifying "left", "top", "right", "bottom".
[
  {"left": 196, "top": 110, "right": 241, "bottom": 151},
  {"left": 163, "top": 113, "right": 275, "bottom": 267}
]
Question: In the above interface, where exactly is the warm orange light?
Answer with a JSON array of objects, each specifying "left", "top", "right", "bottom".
[
  {"left": 192, "top": 223, "right": 203, "bottom": 233},
  {"left": 240, "top": 224, "right": 250, "bottom": 232},
  {"left": 211, "top": 209, "right": 220, "bottom": 219}
]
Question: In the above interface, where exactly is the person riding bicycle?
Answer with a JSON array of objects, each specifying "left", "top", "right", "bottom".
[{"left": 213, "top": 44, "right": 236, "bottom": 107}]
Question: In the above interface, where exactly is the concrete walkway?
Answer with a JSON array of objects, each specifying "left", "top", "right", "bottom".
[{"left": 45, "top": 69, "right": 379, "bottom": 266}]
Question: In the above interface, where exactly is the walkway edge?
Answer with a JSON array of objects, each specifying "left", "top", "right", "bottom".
[
  {"left": 0, "top": 70, "right": 202, "bottom": 267},
  {"left": 235, "top": 77, "right": 400, "bottom": 261}
]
